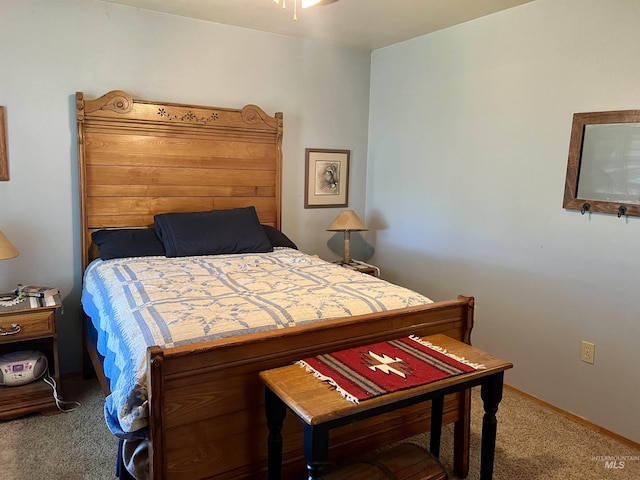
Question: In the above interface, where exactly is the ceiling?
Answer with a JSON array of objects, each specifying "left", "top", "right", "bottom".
[{"left": 102, "top": 0, "right": 535, "bottom": 51}]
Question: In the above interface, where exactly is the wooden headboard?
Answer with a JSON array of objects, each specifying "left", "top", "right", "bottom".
[{"left": 76, "top": 90, "right": 283, "bottom": 270}]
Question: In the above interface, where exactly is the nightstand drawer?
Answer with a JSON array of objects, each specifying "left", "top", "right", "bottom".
[{"left": 0, "top": 310, "right": 55, "bottom": 342}]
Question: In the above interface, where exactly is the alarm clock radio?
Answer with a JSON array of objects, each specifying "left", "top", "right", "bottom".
[{"left": 0, "top": 350, "right": 48, "bottom": 386}]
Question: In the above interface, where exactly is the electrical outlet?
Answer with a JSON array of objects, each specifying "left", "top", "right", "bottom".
[{"left": 581, "top": 341, "right": 595, "bottom": 364}]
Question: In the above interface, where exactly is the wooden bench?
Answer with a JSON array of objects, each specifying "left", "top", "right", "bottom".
[{"left": 260, "top": 334, "right": 513, "bottom": 480}]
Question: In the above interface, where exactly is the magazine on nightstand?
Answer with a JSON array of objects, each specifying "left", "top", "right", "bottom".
[{"left": 17, "top": 285, "right": 60, "bottom": 298}]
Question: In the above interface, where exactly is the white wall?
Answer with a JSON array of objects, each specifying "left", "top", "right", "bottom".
[
  {"left": 368, "top": 0, "right": 640, "bottom": 442},
  {"left": 0, "top": 0, "right": 371, "bottom": 372}
]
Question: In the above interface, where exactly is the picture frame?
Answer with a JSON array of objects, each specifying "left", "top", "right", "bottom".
[
  {"left": 304, "top": 148, "right": 350, "bottom": 208},
  {"left": 0, "top": 107, "right": 7, "bottom": 181}
]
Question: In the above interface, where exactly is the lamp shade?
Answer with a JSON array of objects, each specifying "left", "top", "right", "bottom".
[
  {"left": 0, "top": 230, "right": 19, "bottom": 260},
  {"left": 327, "top": 210, "right": 368, "bottom": 232}
]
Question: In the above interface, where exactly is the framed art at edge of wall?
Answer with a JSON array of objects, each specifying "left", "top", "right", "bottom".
[
  {"left": 304, "top": 148, "right": 350, "bottom": 208},
  {"left": 0, "top": 107, "right": 8, "bottom": 181}
]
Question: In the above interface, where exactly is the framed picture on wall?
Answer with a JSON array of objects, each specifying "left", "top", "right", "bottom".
[
  {"left": 0, "top": 107, "right": 8, "bottom": 181},
  {"left": 304, "top": 148, "right": 350, "bottom": 208}
]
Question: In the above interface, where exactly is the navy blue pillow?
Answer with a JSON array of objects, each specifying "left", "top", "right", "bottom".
[
  {"left": 92, "top": 228, "right": 165, "bottom": 260},
  {"left": 154, "top": 207, "right": 273, "bottom": 257},
  {"left": 262, "top": 225, "right": 297, "bottom": 249}
]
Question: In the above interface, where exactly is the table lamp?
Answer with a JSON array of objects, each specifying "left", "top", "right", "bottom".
[
  {"left": 327, "top": 210, "right": 368, "bottom": 264},
  {"left": 0, "top": 230, "right": 20, "bottom": 305},
  {"left": 0, "top": 230, "right": 19, "bottom": 260}
]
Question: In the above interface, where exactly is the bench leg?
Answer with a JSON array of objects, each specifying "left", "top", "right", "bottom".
[
  {"left": 480, "top": 372, "right": 504, "bottom": 480},
  {"left": 265, "top": 387, "right": 287, "bottom": 480},
  {"left": 303, "top": 424, "right": 330, "bottom": 480},
  {"left": 430, "top": 395, "right": 444, "bottom": 458}
]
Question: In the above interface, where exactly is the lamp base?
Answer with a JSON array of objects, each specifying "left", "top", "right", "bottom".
[{"left": 342, "top": 231, "right": 351, "bottom": 264}]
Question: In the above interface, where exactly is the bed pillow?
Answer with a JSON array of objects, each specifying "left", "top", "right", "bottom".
[
  {"left": 154, "top": 206, "right": 273, "bottom": 257},
  {"left": 262, "top": 225, "right": 298, "bottom": 250},
  {"left": 92, "top": 228, "right": 166, "bottom": 260}
]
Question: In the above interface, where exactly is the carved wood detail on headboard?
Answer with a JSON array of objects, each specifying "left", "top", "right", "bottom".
[{"left": 76, "top": 90, "right": 283, "bottom": 270}]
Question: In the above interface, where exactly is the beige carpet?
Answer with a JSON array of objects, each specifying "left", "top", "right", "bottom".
[
  {"left": 0, "top": 376, "right": 116, "bottom": 480},
  {"left": 0, "top": 377, "right": 638, "bottom": 479},
  {"left": 431, "top": 387, "right": 640, "bottom": 480}
]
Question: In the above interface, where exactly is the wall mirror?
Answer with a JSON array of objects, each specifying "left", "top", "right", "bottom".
[
  {"left": 563, "top": 110, "right": 640, "bottom": 217},
  {"left": 0, "top": 107, "right": 8, "bottom": 181}
]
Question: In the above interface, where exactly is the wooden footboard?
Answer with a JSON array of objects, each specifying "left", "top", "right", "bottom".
[{"left": 146, "top": 296, "right": 474, "bottom": 479}]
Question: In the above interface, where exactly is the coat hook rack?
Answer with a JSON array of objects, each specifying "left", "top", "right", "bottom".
[
  {"left": 581, "top": 202, "right": 590, "bottom": 215},
  {"left": 618, "top": 205, "right": 627, "bottom": 218}
]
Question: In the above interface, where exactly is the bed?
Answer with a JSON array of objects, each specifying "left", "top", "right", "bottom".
[{"left": 76, "top": 90, "right": 475, "bottom": 480}]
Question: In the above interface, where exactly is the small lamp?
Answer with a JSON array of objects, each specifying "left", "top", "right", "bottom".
[
  {"left": 327, "top": 210, "right": 368, "bottom": 264},
  {"left": 0, "top": 229, "right": 21, "bottom": 304},
  {"left": 0, "top": 230, "right": 19, "bottom": 260}
]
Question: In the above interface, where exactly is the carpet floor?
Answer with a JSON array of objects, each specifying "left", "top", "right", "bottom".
[{"left": 0, "top": 377, "right": 637, "bottom": 479}]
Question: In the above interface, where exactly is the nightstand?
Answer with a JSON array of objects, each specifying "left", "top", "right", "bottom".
[
  {"left": 334, "top": 259, "right": 380, "bottom": 277},
  {"left": 0, "top": 294, "right": 62, "bottom": 419}
]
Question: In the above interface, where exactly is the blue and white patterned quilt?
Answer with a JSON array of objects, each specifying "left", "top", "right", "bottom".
[{"left": 81, "top": 249, "right": 432, "bottom": 438}]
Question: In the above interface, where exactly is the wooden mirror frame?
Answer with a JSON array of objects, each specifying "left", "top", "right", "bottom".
[
  {"left": 563, "top": 109, "right": 640, "bottom": 217},
  {"left": 0, "top": 107, "right": 8, "bottom": 181}
]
